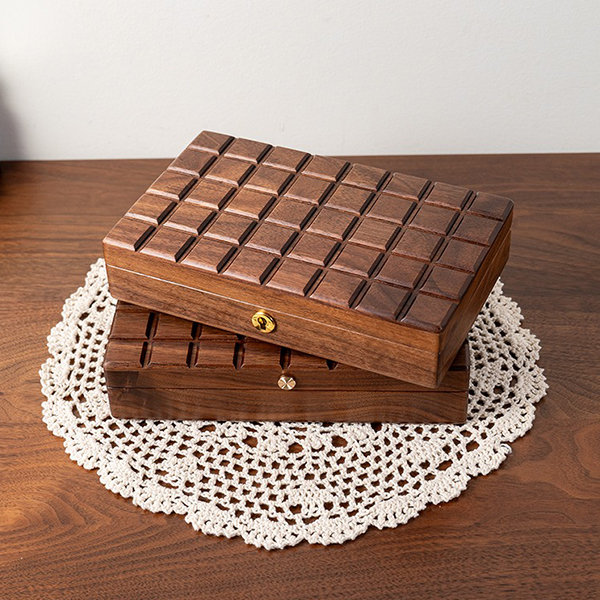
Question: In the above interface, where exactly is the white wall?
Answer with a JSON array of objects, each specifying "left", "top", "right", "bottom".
[{"left": 0, "top": 1, "right": 598, "bottom": 160}]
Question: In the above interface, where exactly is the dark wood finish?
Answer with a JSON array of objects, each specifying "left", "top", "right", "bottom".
[
  {"left": 103, "top": 132, "right": 513, "bottom": 388},
  {"left": 1, "top": 154, "right": 598, "bottom": 599},
  {"left": 106, "top": 303, "right": 469, "bottom": 423}
]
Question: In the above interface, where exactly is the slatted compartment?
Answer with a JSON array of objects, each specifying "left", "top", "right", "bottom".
[{"left": 105, "top": 303, "right": 470, "bottom": 423}]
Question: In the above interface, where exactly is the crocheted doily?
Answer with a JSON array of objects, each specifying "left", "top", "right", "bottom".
[{"left": 41, "top": 259, "right": 547, "bottom": 550}]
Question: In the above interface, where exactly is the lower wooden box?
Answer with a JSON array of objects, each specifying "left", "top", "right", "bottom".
[{"left": 105, "top": 302, "right": 470, "bottom": 423}]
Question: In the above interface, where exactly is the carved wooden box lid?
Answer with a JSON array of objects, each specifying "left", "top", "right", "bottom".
[{"left": 103, "top": 131, "right": 512, "bottom": 387}]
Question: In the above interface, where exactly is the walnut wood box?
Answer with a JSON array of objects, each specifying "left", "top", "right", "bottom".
[
  {"left": 103, "top": 131, "right": 512, "bottom": 388},
  {"left": 105, "top": 303, "right": 470, "bottom": 423}
]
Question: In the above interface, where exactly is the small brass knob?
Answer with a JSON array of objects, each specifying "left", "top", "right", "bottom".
[
  {"left": 251, "top": 310, "right": 276, "bottom": 333},
  {"left": 278, "top": 375, "right": 296, "bottom": 390}
]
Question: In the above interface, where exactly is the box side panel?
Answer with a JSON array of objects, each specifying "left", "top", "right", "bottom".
[
  {"left": 106, "top": 264, "right": 442, "bottom": 387},
  {"left": 108, "top": 387, "right": 468, "bottom": 424}
]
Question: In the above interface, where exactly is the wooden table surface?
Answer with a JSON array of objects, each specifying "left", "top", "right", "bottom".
[{"left": 1, "top": 154, "right": 598, "bottom": 599}]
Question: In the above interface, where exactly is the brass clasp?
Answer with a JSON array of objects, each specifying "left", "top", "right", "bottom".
[{"left": 251, "top": 310, "right": 276, "bottom": 333}]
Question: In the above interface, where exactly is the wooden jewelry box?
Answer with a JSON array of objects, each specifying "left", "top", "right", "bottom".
[
  {"left": 103, "top": 131, "right": 512, "bottom": 388},
  {"left": 105, "top": 302, "right": 470, "bottom": 423}
]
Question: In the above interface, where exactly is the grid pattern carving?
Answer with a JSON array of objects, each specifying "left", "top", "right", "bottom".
[{"left": 105, "top": 131, "right": 512, "bottom": 331}]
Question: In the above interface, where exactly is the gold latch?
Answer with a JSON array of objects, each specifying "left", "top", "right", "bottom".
[
  {"left": 278, "top": 375, "right": 296, "bottom": 390},
  {"left": 251, "top": 310, "right": 276, "bottom": 333}
]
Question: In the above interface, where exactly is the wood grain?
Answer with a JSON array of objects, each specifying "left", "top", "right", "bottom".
[{"left": 0, "top": 154, "right": 598, "bottom": 600}]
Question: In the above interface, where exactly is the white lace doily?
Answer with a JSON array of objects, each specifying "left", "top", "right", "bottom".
[{"left": 41, "top": 259, "right": 547, "bottom": 550}]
